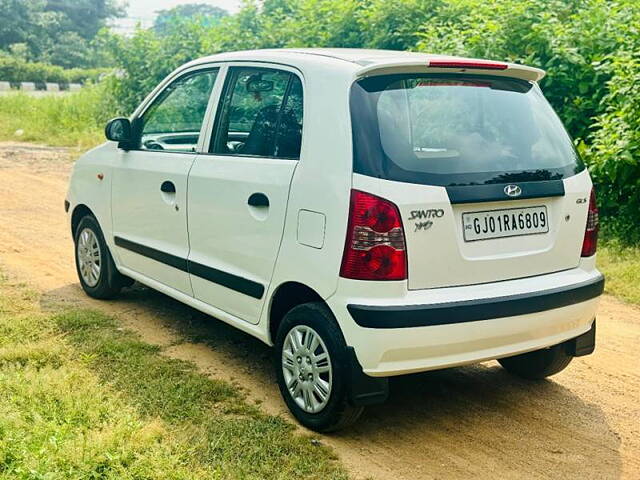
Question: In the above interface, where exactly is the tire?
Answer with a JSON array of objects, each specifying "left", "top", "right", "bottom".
[
  {"left": 74, "top": 215, "right": 128, "bottom": 299},
  {"left": 275, "top": 302, "right": 364, "bottom": 432},
  {"left": 498, "top": 343, "right": 573, "bottom": 380}
]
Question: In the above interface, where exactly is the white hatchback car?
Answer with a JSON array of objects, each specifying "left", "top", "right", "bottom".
[{"left": 66, "top": 49, "right": 604, "bottom": 431}]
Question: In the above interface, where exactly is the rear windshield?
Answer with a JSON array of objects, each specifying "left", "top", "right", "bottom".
[{"left": 350, "top": 74, "right": 584, "bottom": 186}]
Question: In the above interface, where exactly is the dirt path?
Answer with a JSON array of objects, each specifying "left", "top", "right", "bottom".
[{"left": 1, "top": 142, "right": 638, "bottom": 480}]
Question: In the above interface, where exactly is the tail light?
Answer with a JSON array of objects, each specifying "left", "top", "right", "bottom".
[
  {"left": 581, "top": 188, "right": 599, "bottom": 257},
  {"left": 340, "top": 190, "right": 407, "bottom": 281}
]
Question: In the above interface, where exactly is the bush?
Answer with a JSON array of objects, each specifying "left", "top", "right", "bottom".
[
  {"left": 586, "top": 52, "right": 640, "bottom": 242},
  {"left": 411, "top": 0, "right": 640, "bottom": 240},
  {"left": 0, "top": 54, "right": 105, "bottom": 84},
  {"left": 4, "top": 0, "right": 638, "bottom": 242},
  {"left": 103, "top": 0, "right": 640, "bottom": 141},
  {"left": 414, "top": 0, "right": 621, "bottom": 142}
]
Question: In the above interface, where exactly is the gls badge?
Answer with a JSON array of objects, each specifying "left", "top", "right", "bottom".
[{"left": 504, "top": 184, "right": 522, "bottom": 198}]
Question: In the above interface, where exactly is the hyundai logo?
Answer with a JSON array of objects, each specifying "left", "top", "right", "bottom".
[{"left": 504, "top": 184, "right": 522, "bottom": 197}]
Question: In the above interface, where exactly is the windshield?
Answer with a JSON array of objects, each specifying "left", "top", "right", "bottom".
[{"left": 350, "top": 74, "right": 583, "bottom": 186}]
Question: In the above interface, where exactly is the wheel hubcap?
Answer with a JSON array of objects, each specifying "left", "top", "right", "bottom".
[
  {"left": 77, "top": 228, "right": 101, "bottom": 287},
  {"left": 282, "top": 325, "right": 332, "bottom": 413}
]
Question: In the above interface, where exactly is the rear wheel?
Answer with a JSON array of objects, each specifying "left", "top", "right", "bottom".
[
  {"left": 498, "top": 343, "right": 573, "bottom": 379},
  {"left": 275, "top": 303, "right": 363, "bottom": 432},
  {"left": 74, "top": 215, "right": 129, "bottom": 299}
]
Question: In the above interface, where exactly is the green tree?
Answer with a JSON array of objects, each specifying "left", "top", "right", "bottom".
[
  {"left": 0, "top": 0, "right": 124, "bottom": 67},
  {"left": 101, "top": 0, "right": 640, "bottom": 239},
  {"left": 0, "top": 0, "right": 47, "bottom": 53},
  {"left": 45, "top": 0, "right": 125, "bottom": 40},
  {"left": 154, "top": 3, "right": 228, "bottom": 35}
]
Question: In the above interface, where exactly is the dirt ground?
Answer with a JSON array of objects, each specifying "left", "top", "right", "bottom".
[{"left": 0, "top": 142, "right": 638, "bottom": 480}]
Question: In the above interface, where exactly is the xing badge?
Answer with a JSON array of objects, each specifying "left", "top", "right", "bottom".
[
  {"left": 414, "top": 221, "right": 433, "bottom": 232},
  {"left": 408, "top": 209, "right": 445, "bottom": 232}
]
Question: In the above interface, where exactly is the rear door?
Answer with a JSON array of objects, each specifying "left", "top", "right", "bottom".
[
  {"left": 111, "top": 68, "right": 219, "bottom": 294},
  {"left": 187, "top": 65, "right": 303, "bottom": 323},
  {"left": 351, "top": 74, "right": 591, "bottom": 289}
]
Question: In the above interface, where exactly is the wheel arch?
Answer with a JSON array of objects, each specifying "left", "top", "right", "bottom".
[
  {"left": 269, "top": 282, "right": 389, "bottom": 421},
  {"left": 71, "top": 204, "right": 96, "bottom": 237},
  {"left": 268, "top": 281, "right": 327, "bottom": 343}
]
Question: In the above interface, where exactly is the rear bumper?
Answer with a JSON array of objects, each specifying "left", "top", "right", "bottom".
[
  {"left": 327, "top": 264, "right": 604, "bottom": 377},
  {"left": 347, "top": 275, "right": 604, "bottom": 329}
]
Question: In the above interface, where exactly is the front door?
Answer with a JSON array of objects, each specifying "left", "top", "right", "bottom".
[
  {"left": 111, "top": 68, "right": 219, "bottom": 294},
  {"left": 187, "top": 66, "right": 304, "bottom": 323}
]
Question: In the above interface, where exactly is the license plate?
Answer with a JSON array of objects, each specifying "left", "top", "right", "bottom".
[{"left": 462, "top": 206, "right": 549, "bottom": 242}]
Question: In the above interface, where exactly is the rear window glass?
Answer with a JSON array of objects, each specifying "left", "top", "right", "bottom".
[{"left": 350, "top": 75, "right": 583, "bottom": 186}]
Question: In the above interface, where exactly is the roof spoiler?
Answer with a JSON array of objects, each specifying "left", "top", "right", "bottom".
[{"left": 356, "top": 56, "right": 545, "bottom": 82}]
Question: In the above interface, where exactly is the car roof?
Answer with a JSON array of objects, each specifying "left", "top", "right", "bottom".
[
  {"left": 193, "top": 48, "right": 452, "bottom": 66},
  {"left": 188, "top": 48, "right": 545, "bottom": 82}
]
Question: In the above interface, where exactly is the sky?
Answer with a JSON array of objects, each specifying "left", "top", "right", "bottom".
[{"left": 112, "top": 0, "right": 242, "bottom": 34}]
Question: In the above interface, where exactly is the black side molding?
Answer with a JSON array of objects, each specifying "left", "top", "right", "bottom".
[
  {"left": 114, "top": 236, "right": 264, "bottom": 299},
  {"left": 348, "top": 275, "right": 604, "bottom": 329},
  {"left": 189, "top": 260, "right": 264, "bottom": 299},
  {"left": 446, "top": 180, "right": 565, "bottom": 204},
  {"left": 114, "top": 236, "right": 188, "bottom": 272}
]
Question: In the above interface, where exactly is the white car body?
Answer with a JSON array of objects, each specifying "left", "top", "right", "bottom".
[{"left": 66, "top": 48, "right": 603, "bottom": 385}]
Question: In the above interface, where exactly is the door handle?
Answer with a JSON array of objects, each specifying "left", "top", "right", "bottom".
[
  {"left": 161, "top": 181, "right": 176, "bottom": 193},
  {"left": 248, "top": 192, "right": 269, "bottom": 207}
]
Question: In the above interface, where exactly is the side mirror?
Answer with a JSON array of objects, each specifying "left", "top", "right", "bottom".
[{"left": 105, "top": 117, "right": 133, "bottom": 149}]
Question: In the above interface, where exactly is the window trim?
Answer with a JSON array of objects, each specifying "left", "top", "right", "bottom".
[
  {"left": 128, "top": 65, "right": 223, "bottom": 155},
  {"left": 203, "top": 62, "right": 305, "bottom": 161}
]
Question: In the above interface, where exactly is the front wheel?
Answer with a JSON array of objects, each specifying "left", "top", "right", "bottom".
[
  {"left": 275, "top": 303, "right": 363, "bottom": 432},
  {"left": 74, "top": 215, "right": 126, "bottom": 299},
  {"left": 498, "top": 343, "right": 573, "bottom": 379}
]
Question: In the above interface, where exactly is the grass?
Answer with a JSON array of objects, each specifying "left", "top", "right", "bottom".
[
  {"left": 597, "top": 239, "right": 640, "bottom": 305},
  {"left": 0, "top": 87, "right": 109, "bottom": 149},
  {"left": 0, "top": 274, "right": 348, "bottom": 479}
]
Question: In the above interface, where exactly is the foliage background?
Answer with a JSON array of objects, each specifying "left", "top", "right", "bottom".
[
  {"left": 0, "top": 0, "right": 123, "bottom": 68},
  {"left": 0, "top": 0, "right": 638, "bottom": 240},
  {"left": 95, "top": 0, "right": 639, "bottom": 240},
  {"left": 0, "top": 54, "right": 105, "bottom": 85}
]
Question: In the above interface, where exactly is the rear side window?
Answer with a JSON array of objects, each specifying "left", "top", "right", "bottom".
[
  {"left": 350, "top": 75, "right": 584, "bottom": 186},
  {"left": 211, "top": 67, "right": 303, "bottom": 159}
]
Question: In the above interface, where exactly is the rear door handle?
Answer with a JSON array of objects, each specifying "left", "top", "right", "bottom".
[
  {"left": 248, "top": 192, "right": 269, "bottom": 207},
  {"left": 161, "top": 181, "right": 176, "bottom": 193}
]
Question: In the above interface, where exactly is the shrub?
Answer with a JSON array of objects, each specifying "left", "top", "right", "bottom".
[
  {"left": 0, "top": 54, "right": 105, "bottom": 84},
  {"left": 4, "top": 0, "right": 638, "bottom": 242},
  {"left": 586, "top": 52, "right": 640, "bottom": 242}
]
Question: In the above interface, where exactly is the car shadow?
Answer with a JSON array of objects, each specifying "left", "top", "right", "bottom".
[{"left": 41, "top": 282, "right": 623, "bottom": 479}]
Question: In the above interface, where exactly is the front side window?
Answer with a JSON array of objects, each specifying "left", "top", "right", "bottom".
[
  {"left": 211, "top": 67, "right": 303, "bottom": 159},
  {"left": 351, "top": 74, "right": 584, "bottom": 186},
  {"left": 138, "top": 69, "right": 218, "bottom": 152}
]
